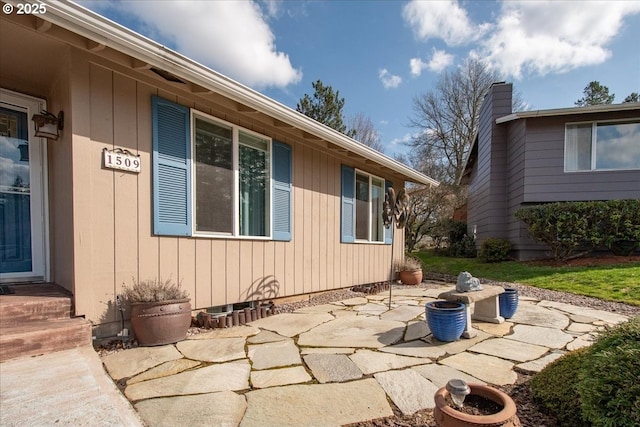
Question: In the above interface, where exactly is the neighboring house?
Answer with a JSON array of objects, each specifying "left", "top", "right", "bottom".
[
  {"left": 0, "top": 1, "right": 437, "bottom": 336},
  {"left": 461, "top": 82, "right": 640, "bottom": 260}
]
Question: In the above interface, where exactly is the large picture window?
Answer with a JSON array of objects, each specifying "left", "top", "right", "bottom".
[
  {"left": 152, "top": 96, "right": 291, "bottom": 240},
  {"left": 565, "top": 120, "right": 640, "bottom": 172}
]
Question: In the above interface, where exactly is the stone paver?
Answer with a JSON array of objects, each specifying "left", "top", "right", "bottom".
[
  {"left": 246, "top": 330, "right": 289, "bottom": 344},
  {"left": 303, "top": 353, "right": 363, "bottom": 383},
  {"left": 440, "top": 352, "right": 517, "bottom": 385},
  {"left": 380, "top": 339, "right": 446, "bottom": 359},
  {"left": 350, "top": 349, "right": 431, "bottom": 375},
  {"left": 412, "top": 364, "right": 485, "bottom": 388},
  {"left": 248, "top": 340, "right": 301, "bottom": 370},
  {"left": 248, "top": 313, "right": 334, "bottom": 337},
  {"left": 250, "top": 366, "right": 312, "bottom": 389},
  {"left": 127, "top": 359, "right": 201, "bottom": 385},
  {"left": 474, "top": 320, "right": 513, "bottom": 336},
  {"left": 134, "top": 391, "right": 247, "bottom": 427},
  {"left": 298, "top": 317, "right": 405, "bottom": 348},
  {"left": 566, "top": 322, "right": 598, "bottom": 333},
  {"left": 355, "top": 302, "right": 389, "bottom": 316},
  {"left": 102, "top": 346, "right": 183, "bottom": 380},
  {"left": 340, "top": 297, "right": 369, "bottom": 306},
  {"left": 538, "top": 300, "right": 628, "bottom": 324},
  {"left": 508, "top": 303, "right": 570, "bottom": 329},
  {"left": 566, "top": 334, "right": 595, "bottom": 351},
  {"left": 404, "top": 320, "right": 430, "bottom": 341},
  {"left": 301, "top": 347, "right": 355, "bottom": 354},
  {"left": 381, "top": 305, "right": 425, "bottom": 322},
  {"left": 469, "top": 338, "right": 549, "bottom": 362},
  {"left": 516, "top": 352, "right": 565, "bottom": 374},
  {"left": 294, "top": 303, "right": 343, "bottom": 314},
  {"left": 124, "top": 360, "right": 250, "bottom": 401},
  {"left": 176, "top": 337, "right": 246, "bottom": 362},
  {"left": 506, "top": 324, "right": 574, "bottom": 349},
  {"left": 374, "top": 369, "right": 439, "bottom": 415},
  {"left": 240, "top": 379, "right": 393, "bottom": 427}
]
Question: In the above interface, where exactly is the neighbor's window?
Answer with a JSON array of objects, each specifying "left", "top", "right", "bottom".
[
  {"left": 565, "top": 120, "right": 640, "bottom": 171},
  {"left": 355, "top": 171, "right": 384, "bottom": 242},
  {"left": 193, "top": 113, "right": 270, "bottom": 237}
]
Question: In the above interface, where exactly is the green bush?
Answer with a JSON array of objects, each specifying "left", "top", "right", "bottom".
[
  {"left": 449, "top": 234, "right": 477, "bottom": 258},
  {"left": 578, "top": 318, "right": 640, "bottom": 427},
  {"left": 515, "top": 200, "right": 640, "bottom": 260},
  {"left": 531, "top": 348, "right": 590, "bottom": 426},
  {"left": 478, "top": 238, "right": 512, "bottom": 262},
  {"left": 532, "top": 318, "right": 640, "bottom": 427}
]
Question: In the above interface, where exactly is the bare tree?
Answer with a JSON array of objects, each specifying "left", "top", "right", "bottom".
[
  {"left": 348, "top": 112, "right": 385, "bottom": 153},
  {"left": 407, "top": 58, "right": 502, "bottom": 184}
]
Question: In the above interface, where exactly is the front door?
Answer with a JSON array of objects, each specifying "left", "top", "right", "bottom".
[{"left": 0, "top": 89, "right": 48, "bottom": 282}]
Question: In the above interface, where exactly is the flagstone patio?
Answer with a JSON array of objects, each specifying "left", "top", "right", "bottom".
[{"left": 100, "top": 282, "right": 629, "bottom": 427}]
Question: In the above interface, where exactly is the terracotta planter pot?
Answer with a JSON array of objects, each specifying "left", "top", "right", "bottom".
[
  {"left": 398, "top": 269, "right": 423, "bottom": 285},
  {"left": 434, "top": 383, "right": 521, "bottom": 427},
  {"left": 130, "top": 298, "right": 192, "bottom": 346}
]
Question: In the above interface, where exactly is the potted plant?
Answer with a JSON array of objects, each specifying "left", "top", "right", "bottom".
[
  {"left": 499, "top": 288, "right": 519, "bottom": 319},
  {"left": 122, "top": 278, "right": 191, "bottom": 346},
  {"left": 434, "top": 381, "right": 520, "bottom": 427},
  {"left": 425, "top": 301, "right": 466, "bottom": 342},
  {"left": 394, "top": 256, "right": 423, "bottom": 285}
]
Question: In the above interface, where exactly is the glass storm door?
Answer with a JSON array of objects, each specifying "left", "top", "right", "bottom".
[{"left": 0, "top": 90, "right": 47, "bottom": 281}]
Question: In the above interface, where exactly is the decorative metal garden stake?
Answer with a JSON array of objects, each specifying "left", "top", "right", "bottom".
[{"left": 383, "top": 187, "right": 410, "bottom": 309}]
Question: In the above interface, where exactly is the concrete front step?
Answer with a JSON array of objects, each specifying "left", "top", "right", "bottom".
[
  {"left": 0, "top": 317, "right": 92, "bottom": 362},
  {"left": 0, "top": 284, "right": 73, "bottom": 326},
  {"left": 0, "top": 284, "right": 92, "bottom": 362}
]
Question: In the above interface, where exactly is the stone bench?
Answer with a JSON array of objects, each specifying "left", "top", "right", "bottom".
[{"left": 437, "top": 285, "right": 505, "bottom": 339}]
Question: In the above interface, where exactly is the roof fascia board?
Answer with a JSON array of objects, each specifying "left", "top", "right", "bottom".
[
  {"left": 27, "top": 0, "right": 437, "bottom": 186},
  {"left": 497, "top": 103, "right": 640, "bottom": 124}
]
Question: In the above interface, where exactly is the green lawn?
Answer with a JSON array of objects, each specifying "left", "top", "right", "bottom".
[{"left": 413, "top": 251, "right": 640, "bottom": 306}]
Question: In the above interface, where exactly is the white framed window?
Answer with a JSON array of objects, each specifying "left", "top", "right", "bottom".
[
  {"left": 565, "top": 119, "right": 640, "bottom": 172},
  {"left": 355, "top": 170, "right": 385, "bottom": 243},
  {"left": 192, "top": 112, "right": 271, "bottom": 238}
]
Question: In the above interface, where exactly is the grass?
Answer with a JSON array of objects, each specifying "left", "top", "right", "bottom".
[{"left": 414, "top": 251, "right": 640, "bottom": 306}]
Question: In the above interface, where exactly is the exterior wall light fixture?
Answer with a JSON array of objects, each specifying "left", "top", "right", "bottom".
[{"left": 32, "top": 110, "right": 64, "bottom": 140}]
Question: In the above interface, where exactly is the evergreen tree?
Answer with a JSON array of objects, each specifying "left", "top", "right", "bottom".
[
  {"left": 296, "top": 80, "right": 355, "bottom": 137},
  {"left": 575, "top": 81, "right": 615, "bottom": 106}
]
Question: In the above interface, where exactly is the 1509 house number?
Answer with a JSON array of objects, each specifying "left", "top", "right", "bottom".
[{"left": 103, "top": 148, "right": 141, "bottom": 173}]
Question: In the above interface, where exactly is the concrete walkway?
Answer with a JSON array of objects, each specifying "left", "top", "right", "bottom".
[{"left": 2, "top": 282, "right": 628, "bottom": 427}]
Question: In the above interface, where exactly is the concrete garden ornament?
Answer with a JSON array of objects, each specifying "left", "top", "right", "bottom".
[{"left": 456, "top": 271, "right": 483, "bottom": 292}]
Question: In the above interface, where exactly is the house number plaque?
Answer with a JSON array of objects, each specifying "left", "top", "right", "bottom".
[{"left": 103, "top": 148, "right": 141, "bottom": 173}]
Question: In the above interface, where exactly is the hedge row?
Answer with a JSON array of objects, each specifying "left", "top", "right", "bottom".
[{"left": 514, "top": 200, "right": 640, "bottom": 260}]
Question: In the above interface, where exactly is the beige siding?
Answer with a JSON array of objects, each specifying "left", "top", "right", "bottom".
[{"left": 58, "top": 50, "right": 404, "bottom": 330}]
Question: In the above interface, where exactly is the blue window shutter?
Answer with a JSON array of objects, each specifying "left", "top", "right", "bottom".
[
  {"left": 384, "top": 180, "right": 393, "bottom": 244},
  {"left": 152, "top": 96, "right": 192, "bottom": 236},
  {"left": 272, "top": 141, "right": 292, "bottom": 241},
  {"left": 341, "top": 165, "right": 355, "bottom": 243}
]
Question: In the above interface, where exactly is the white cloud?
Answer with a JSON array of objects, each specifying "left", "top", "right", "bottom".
[
  {"left": 402, "top": 0, "right": 488, "bottom": 45},
  {"left": 87, "top": 1, "right": 301, "bottom": 89},
  {"left": 379, "top": 69, "right": 402, "bottom": 89},
  {"left": 476, "top": 1, "right": 640, "bottom": 78},
  {"left": 428, "top": 48, "right": 454, "bottom": 72},
  {"left": 409, "top": 57, "right": 427, "bottom": 77}
]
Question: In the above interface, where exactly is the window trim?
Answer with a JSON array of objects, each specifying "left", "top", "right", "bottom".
[
  {"left": 564, "top": 118, "right": 640, "bottom": 173},
  {"left": 354, "top": 168, "right": 386, "bottom": 244},
  {"left": 190, "top": 110, "right": 273, "bottom": 239}
]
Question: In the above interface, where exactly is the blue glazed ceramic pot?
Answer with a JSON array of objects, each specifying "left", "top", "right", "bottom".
[
  {"left": 499, "top": 288, "right": 519, "bottom": 319},
  {"left": 426, "top": 301, "right": 466, "bottom": 342}
]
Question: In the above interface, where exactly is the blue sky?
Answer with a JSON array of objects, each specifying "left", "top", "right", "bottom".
[{"left": 83, "top": 0, "right": 640, "bottom": 158}]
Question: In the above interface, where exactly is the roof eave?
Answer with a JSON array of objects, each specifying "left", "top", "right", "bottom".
[{"left": 497, "top": 102, "right": 640, "bottom": 124}]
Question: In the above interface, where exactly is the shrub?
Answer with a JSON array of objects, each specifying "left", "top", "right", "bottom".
[
  {"left": 514, "top": 200, "right": 640, "bottom": 260},
  {"left": 122, "top": 277, "right": 188, "bottom": 303},
  {"left": 448, "top": 234, "right": 477, "bottom": 258},
  {"left": 394, "top": 256, "right": 422, "bottom": 272},
  {"left": 531, "top": 348, "right": 590, "bottom": 426},
  {"left": 578, "top": 318, "right": 640, "bottom": 427},
  {"left": 478, "top": 238, "right": 512, "bottom": 262}
]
